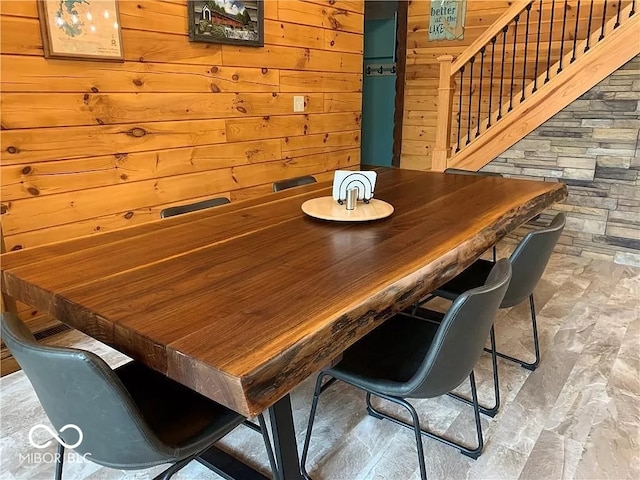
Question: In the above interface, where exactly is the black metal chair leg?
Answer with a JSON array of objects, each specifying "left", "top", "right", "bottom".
[
  {"left": 366, "top": 381, "right": 484, "bottom": 459},
  {"left": 468, "top": 370, "right": 484, "bottom": 456},
  {"left": 365, "top": 392, "right": 384, "bottom": 419},
  {"left": 240, "top": 414, "right": 280, "bottom": 479},
  {"left": 448, "top": 326, "right": 501, "bottom": 417},
  {"left": 153, "top": 448, "right": 205, "bottom": 480},
  {"left": 153, "top": 463, "right": 181, "bottom": 480},
  {"left": 411, "top": 294, "right": 436, "bottom": 315},
  {"left": 527, "top": 294, "right": 541, "bottom": 369},
  {"left": 300, "top": 374, "right": 326, "bottom": 480},
  {"left": 54, "top": 443, "right": 64, "bottom": 480},
  {"left": 305, "top": 376, "right": 429, "bottom": 479},
  {"left": 381, "top": 395, "right": 428, "bottom": 480},
  {"left": 319, "top": 376, "right": 337, "bottom": 394},
  {"left": 488, "top": 326, "right": 500, "bottom": 411},
  {"left": 257, "top": 413, "right": 280, "bottom": 480},
  {"left": 485, "top": 294, "right": 541, "bottom": 370}
]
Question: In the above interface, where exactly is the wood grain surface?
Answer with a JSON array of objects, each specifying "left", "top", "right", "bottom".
[
  {"left": 0, "top": 168, "right": 567, "bottom": 416},
  {"left": 0, "top": 0, "right": 364, "bottom": 347},
  {"left": 0, "top": 0, "right": 364, "bottom": 252},
  {"left": 301, "top": 197, "right": 394, "bottom": 221}
]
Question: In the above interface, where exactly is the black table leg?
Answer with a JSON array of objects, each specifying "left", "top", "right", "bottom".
[
  {"left": 196, "top": 446, "right": 269, "bottom": 480},
  {"left": 269, "top": 394, "right": 303, "bottom": 480},
  {"left": 196, "top": 394, "right": 303, "bottom": 480}
]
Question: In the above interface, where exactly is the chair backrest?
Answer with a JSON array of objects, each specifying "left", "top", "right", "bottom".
[
  {"left": 405, "top": 259, "right": 512, "bottom": 398},
  {"left": 0, "top": 313, "right": 175, "bottom": 468},
  {"left": 272, "top": 175, "right": 317, "bottom": 192},
  {"left": 444, "top": 168, "right": 503, "bottom": 177},
  {"left": 504, "top": 212, "right": 566, "bottom": 307},
  {"left": 161, "top": 197, "right": 230, "bottom": 218}
]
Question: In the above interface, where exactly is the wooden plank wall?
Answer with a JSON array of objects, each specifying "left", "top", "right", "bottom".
[
  {"left": 0, "top": 0, "right": 364, "bottom": 250},
  {"left": 401, "top": 0, "right": 614, "bottom": 170},
  {"left": 0, "top": 0, "right": 364, "bottom": 364}
]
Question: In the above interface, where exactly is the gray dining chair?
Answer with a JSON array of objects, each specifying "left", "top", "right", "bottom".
[
  {"left": 272, "top": 175, "right": 317, "bottom": 192},
  {"left": 417, "top": 212, "right": 566, "bottom": 416},
  {"left": 300, "top": 259, "right": 512, "bottom": 480},
  {"left": 160, "top": 197, "right": 230, "bottom": 218},
  {"left": 1, "top": 313, "right": 278, "bottom": 480}
]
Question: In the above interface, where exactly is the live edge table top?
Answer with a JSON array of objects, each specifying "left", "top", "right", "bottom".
[{"left": 0, "top": 168, "right": 567, "bottom": 417}]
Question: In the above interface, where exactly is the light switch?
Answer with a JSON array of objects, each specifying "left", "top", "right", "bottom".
[{"left": 293, "top": 96, "right": 305, "bottom": 112}]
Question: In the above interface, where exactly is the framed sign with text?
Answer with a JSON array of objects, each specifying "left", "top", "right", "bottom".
[
  {"left": 37, "top": 0, "right": 124, "bottom": 61},
  {"left": 429, "top": 0, "right": 467, "bottom": 41}
]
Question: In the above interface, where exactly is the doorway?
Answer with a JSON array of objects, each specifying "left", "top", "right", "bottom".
[{"left": 361, "top": 0, "right": 406, "bottom": 167}]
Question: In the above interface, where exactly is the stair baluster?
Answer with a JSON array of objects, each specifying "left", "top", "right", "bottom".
[
  {"left": 456, "top": 66, "right": 465, "bottom": 153},
  {"left": 467, "top": 57, "right": 475, "bottom": 144},
  {"left": 558, "top": 0, "right": 569, "bottom": 73},
  {"left": 497, "top": 26, "right": 508, "bottom": 120},
  {"left": 509, "top": 15, "right": 519, "bottom": 111},
  {"left": 521, "top": 3, "right": 533, "bottom": 101},
  {"left": 487, "top": 37, "right": 497, "bottom": 129},
  {"left": 533, "top": 0, "right": 544, "bottom": 92},
  {"left": 476, "top": 48, "right": 485, "bottom": 138},
  {"left": 600, "top": 0, "right": 609, "bottom": 39},
  {"left": 585, "top": 0, "right": 595, "bottom": 52},
  {"left": 545, "top": 0, "right": 556, "bottom": 83},
  {"left": 571, "top": 0, "right": 582, "bottom": 63}
]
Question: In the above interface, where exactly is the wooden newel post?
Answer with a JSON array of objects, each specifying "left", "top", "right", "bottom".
[{"left": 432, "top": 55, "right": 455, "bottom": 172}]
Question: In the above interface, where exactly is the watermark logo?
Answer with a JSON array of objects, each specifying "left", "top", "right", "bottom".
[
  {"left": 20, "top": 423, "right": 90, "bottom": 466},
  {"left": 28, "top": 424, "right": 83, "bottom": 449}
]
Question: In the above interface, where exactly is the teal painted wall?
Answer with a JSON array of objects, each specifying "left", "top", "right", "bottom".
[{"left": 361, "top": 16, "right": 396, "bottom": 167}]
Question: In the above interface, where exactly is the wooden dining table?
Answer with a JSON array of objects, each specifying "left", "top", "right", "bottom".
[{"left": 1, "top": 167, "right": 566, "bottom": 479}]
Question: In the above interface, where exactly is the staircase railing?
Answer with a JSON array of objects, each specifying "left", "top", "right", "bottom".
[{"left": 432, "top": 0, "right": 637, "bottom": 171}]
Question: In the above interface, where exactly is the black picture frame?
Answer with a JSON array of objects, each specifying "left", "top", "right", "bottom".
[{"left": 188, "top": 0, "right": 264, "bottom": 47}]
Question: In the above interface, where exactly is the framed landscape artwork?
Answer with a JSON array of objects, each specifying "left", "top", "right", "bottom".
[
  {"left": 37, "top": 0, "right": 124, "bottom": 61},
  {"left": 188, "top": 0, "right": 264, "bottom": 47}
]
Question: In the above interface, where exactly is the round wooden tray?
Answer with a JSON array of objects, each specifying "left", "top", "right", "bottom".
[{"left": 301, "top": 197, "right": 394, "bottom": 222}]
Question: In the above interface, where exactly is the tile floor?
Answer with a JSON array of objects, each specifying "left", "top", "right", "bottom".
[{"left": 1, "top": 246, "right": 638, "bottom": 480}]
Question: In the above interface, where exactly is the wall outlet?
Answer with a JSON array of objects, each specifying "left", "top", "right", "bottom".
[{"left": 293, "top": 96, "right": 305, "bottom": 112}]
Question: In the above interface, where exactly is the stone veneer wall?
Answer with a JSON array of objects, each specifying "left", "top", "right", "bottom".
[{"left": 482, "top": 55, "right": 640, "bottom": 266}]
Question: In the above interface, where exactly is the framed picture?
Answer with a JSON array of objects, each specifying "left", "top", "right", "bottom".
[
  {"left": 188, "top": 0, "right": 264, "bottom": 47},
  {"left": 37, "top": 0, "right": 124, "bottom": 61}
]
